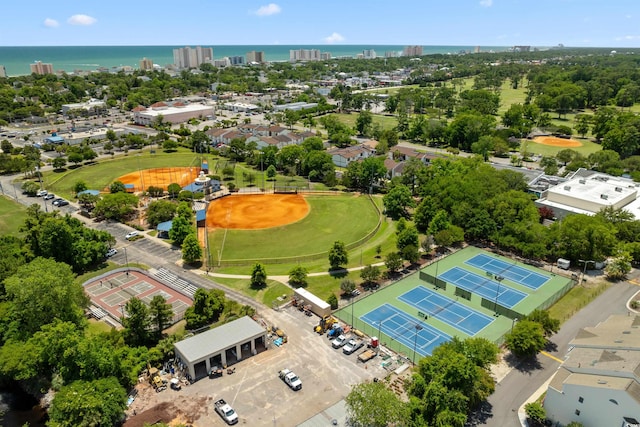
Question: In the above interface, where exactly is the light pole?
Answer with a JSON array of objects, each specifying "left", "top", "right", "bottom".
[
  {"left": 412, "top": 324, "right": 423, "bottom": 365},
  {"left": 578, "top": 259, "right": 594, "bottom": 285},
  {"left": 493, "top": 275, "right": 504, "bottom": 316},
  {"left": 511, "top": 317, "right": 518, "bottom": 333},
  {"left": 124, "top": 247, "right": 129, "bottom": 273},
  {"left": 351, "top": 295, "right": 354, "bottom": 327},
  {"left": 378, "top": 320, "right": 382, "bottom": 341}
]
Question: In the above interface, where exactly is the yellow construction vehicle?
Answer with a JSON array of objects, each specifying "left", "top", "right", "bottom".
[{"left": 314, "top": 315, "right": 338, "bottom": 334}]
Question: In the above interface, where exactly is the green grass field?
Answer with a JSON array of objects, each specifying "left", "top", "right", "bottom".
[
  {"left": 521, "top": 137, "right": 603, "bottom": 158},
  {"left": 0, "top": 195, "right": 27, "bottom": 236},
  {"left": 209, "top": 194, "right": 380, "bottom": 263},
  {"left": 329, "top": 112, "right": 398, "bottom": 132}
]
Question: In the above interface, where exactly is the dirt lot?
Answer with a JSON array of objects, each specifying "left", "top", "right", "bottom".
[{"left": 125, "top": 305, "right": 394, "bottom": 427}]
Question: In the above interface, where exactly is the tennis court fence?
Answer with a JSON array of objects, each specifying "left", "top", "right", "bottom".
[{"left": 419, "top": 271, "right": 447, "bottom": 290}]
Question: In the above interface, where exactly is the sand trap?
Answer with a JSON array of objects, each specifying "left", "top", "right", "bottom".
[
  {"left": 206, "top": 194, "right": 309, "bottom": 230},
  {"left": 115, "top": 167, "right": 201, "bottom": 192},
  {"left": 533, "top": 136, "right": 582, "bottom": 148}
]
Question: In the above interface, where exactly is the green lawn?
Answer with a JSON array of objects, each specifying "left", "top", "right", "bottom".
[
  {"left": 0, "top": 195, "right": 27, "bottom": 236},
  {"left": 44, "top": 149, "right": 205, "bottom": 199},
  {"left": 207, "top": 276, "right": 292, "bottom": 307},
  {"left": 329, "top": 113, "right": 398, "bottom": 132},
  {"left": 521, "top": 137, "right": 603, "bottom": 158},
  {"left": 209, "top": 194, "right": 380, "bottom": 263}
]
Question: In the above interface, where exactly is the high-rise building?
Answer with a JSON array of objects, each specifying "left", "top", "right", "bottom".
[
  {"left": 228, "top": 56, "right": 245, "bottom": 66},
  {"left": 173, "top": 46, "right": 214, "bottom": 69},
  {"left": 402, "top": 45, "right": 423, "bottom": 57},
  {"left": 289, "top": 49, "right": 321, "bottom": 62},
  {"left": 362, "top": 49, "right": 377, "bottom": 59},
  {"left": 320, "top": 52, "right": 332, "bottom": 61},
  {"left": 0, "top": 65, "right": 6, "bottom": 78},
  {"left": 384, "top": 51, "right": 399, "bottom": 58},
  {"left": 246, "top": 51, "right": 265, "bottom": 64},
  {"left": 139, "top": 57, "right": 154, "bottom": 70},
  {"left": 30, "top": 61, "right": 54, "bottom": 75}
]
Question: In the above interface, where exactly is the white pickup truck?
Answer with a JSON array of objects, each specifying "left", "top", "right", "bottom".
[
  {"left": 278, "top": 368, "right": 302, "bottom": 391},
  {"left": 214, "top": 398, "right": 238, "bottom": 425}
]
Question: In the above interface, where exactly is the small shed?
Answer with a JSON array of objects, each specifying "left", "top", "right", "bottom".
[
  {"left": 156, "top": 220, "right": 173, "bottom": 238},
  {"left": 294, "top": 288, "right": 331, "bottom": 317},
  {"left": 195, "top": 210, "right": 206, "bottom": 228},
  {"left": 44, "top": 135, "right": 65, "bottom": 144},
  {"left": 174, "top": 316, "right": 267, "bottom": 381}
]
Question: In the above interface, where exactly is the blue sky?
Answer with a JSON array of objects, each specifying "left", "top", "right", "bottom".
[{"left": 2, "top": 0, "right": 640, "bottom": 47}]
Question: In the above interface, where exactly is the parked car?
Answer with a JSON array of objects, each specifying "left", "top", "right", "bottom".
[
  {"left": 105, "top": 248, "right": 118, "bottom": 257},
  {"left": 53, "top": 199, "right": 69, "bottom": 207},
  {"left": 331, "top": 334, "right": 348, "bottom": 349},
  {"left": 125, "top": 231, "right": 139, "bottom": 240},
  {"left": 36, "top": 190, "right": 48, "bottom": 197},
  {"left": 43, "top": 193, "right": 55, "bottom": 200},
  {"left": 343, "top": 338, "right": 364, "bottom": 355}
]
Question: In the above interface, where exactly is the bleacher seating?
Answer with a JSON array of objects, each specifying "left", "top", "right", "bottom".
[{"left": 154, "top": 268, "right": 198, "bottom": 298}]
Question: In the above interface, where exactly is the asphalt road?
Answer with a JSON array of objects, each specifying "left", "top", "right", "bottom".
[{"left": 475, "top": 275, "right": 639, "bottom": 427}]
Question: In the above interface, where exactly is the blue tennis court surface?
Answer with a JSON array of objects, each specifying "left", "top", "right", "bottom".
[
  {"left": 439, "top": 267, "right": 527, "bottom": 308},
  {"left": 361, "top": 304, "right": 451, "bottom": 357},
  {"left": 465, "top": 254, "right": 549, "bottom": 290},
  {"left": 398, "top": 286, "right": 493, "bottom": 336}
]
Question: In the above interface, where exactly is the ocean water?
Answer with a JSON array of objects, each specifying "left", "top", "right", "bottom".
[{"left": 0, "top": 45, "right": 509, "bottom": 76}]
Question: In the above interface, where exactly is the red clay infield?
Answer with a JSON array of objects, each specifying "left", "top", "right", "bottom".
[
  {"left": 115, "top": 167, "right": 201, "bottom": 192},
  {"left": 533, "top": 136, "right": 582, "bottom": 148},
  {"left": 206, "top": 194, "right": 309, "bottom": 229}
]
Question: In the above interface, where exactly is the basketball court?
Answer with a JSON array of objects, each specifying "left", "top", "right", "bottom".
[
  {"left": 205, "top": 194, "right": 309, "bottom": 229},
  {"left": 84, "top": 270, "right": 192, "bottom": 325}
]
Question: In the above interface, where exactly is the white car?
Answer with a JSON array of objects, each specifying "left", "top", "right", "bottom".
[
  {"left": 125, "top": 231, "right": 139, "bottom": 240},
  {"left": 36, "top": 190, "right": 48, "bottom": 197},
  {"left": 331, "top": 334, "right": 348, "bottom": 349},
  {"left": 105, "top": 248, "right": 118, "bottom": 257}
]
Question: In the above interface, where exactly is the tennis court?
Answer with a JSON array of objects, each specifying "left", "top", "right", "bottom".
[
  {"left": 439, "top": 267, "right": 527, "bottom": 308},
  {"left": 465, "top": 253, "right": 549, "bottom": 290},
  {"left": 361, "top": 303, "right": 451, "bottom": 357},
  {"left": 398, "top": 286, "right": 493, "bottom": 336}
]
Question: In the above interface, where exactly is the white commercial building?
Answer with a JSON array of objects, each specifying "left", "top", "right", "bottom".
[
  {"left": 133, "top": 103, "right": 215, "bottom": 125},
  {"left": 536, "top": 169, "right": 640, "bottom": 220},
  {"left": 173, "top": 46, "right": 213, "bottom": 69},
  {"left": 290, "top": 49, "right": 321, "bottom": 62},
  {"left": 544, "top": 314, "right": 640, "bottom": 427},
  {"left": 174, "top": 316, "right": 267, "bottom": 381},
  {"left": 61, "top": 99, "right": 107, "bottom": 115}
]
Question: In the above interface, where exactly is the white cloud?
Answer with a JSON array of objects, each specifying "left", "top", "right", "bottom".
[
  {"left": 480, "top": 0, "right": 493, "bottom": 7},
  {"left": 615, "top": 35, "right": 640, "bottom": 41},
  {"left": 67, "top": 14, "right": 97, "bottom": 26},
  {"left": 324, "top": 32, "right": 345, "bottom": 44},
  {"left": 626, "top": 14, "right": 632, "bottom": 19},
  {"left": 254, "top": 3, "right": 281, "bottom": 16},
  {"left": 43, "top": 18, "right": 59, "bottom": 28}
]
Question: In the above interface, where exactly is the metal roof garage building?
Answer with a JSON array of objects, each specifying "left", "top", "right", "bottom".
[{"left": 174, "top": 316, "right": 267, "bottom": 381}]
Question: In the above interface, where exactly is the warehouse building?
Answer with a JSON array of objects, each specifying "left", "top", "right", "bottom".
[{"left": 174, "top": 316, "right": 267, "bottom": 380}]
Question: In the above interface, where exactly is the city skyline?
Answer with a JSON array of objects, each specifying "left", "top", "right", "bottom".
[{"left": 2, "top": 0, "right": 640, "bottom": 48}]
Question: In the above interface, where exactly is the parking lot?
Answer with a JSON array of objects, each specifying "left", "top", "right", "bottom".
[{"left": 126, "top": 305, "right": 395, "bottom": 427}]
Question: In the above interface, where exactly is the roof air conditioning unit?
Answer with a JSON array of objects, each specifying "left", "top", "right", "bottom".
[
  {"left": 615, "top": 187, "right": 622, "bottom": 192},
  {"left": 579, "top": 179, "right": 586, "bottom": 184},
  {"left": 601, "top": 194, "right": 609, "bottom": 200},
  {"left": 564, "top": 186, "right": 571, "bottom": 191}
]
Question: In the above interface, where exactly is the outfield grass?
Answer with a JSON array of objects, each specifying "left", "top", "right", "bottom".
[
  {"left": 0, "top": 196, "right": 27, "bottom": 236},
  {"left": 209, "top": 194, "right": 380, "bottom": 262},
  {"left": 521, "top": 137, "right": 603, "bottom": 158}
]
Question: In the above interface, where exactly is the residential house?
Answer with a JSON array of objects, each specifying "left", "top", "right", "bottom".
[
  {"left": 328, "top": 144, "right": 376, "bottom": 168},
  {"left": 544, "top": 314, "right": 640, "bottom": 427}
]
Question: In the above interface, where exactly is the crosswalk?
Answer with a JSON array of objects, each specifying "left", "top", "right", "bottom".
[{"left": 154, "top": 267, "right": 198, "bottom": 298}]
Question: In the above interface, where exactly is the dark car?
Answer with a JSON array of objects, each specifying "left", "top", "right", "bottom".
[{"left": 53, "top": 199, "right": 69, "bottom": 207}]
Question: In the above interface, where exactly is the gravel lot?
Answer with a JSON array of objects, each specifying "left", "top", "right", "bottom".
[{"left": 125, "top": 305, "right": 393, "bottom": 427}]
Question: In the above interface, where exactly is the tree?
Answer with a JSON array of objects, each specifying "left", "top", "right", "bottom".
[
  {"left": 539, "top": 156, "right": 559, "bottom": 175},
  {"left": 4, "top": 257, "right": 88, "bottom": 339},
  {"left": 383, "top": 184, "right": 415, "bottom": 219},
  {"left": 73, "top": 180, "right": 89, "bottom": 195},
  {"left": 440, "top": 337, "right": 499, "bottom": 370},
  {"left": 397, "top": 223, "right": 419, "bottom": 254},
  {"left": 524, "top": 402, "right": 546, "bottom": 427},
  {"left": 169, "top": 215, "right": 193, "bottom": 246},
  {"left": 385, "top": 252, "right": 403, "bottom": 274},
  {"left": 21, "top": 180, "right": 39, "bottom": 196},
  {"left": 328, "top": 241, "right": 348, "bottom": 269},
  {"left": 327, "top": 293, "right": 338, "bottom": 310},
  {"left": 250, "top": 262, "right": 267, "bottom": 289},
  {"left": 48, "top": 377, "right": 127, "bottom": 427},
  {"left": 340, "top": 279, "right": 356, "bottom": 295},
  {"left": 163, "top": 139, "right": 178, "bottom": 152},
  {"left": 574, "top": 114, "right": 591, "bottom": 138},
  {"left": 93, "top": 193, "right": 139, "bottom": 222},
  {"left": 167, "top": 183, "right": 182, "bottom": 198},
  {"left": 109, "top": 180, "right": 126, "bottom": 193},
  {"left": 68, "top": 151, "right": 83, "bottom": 166},
  {"left": 505, "top": 320, "right": 546, "bottom": 358},
  {"left": 146, "top": 200, "right": 177, "bottom": 227},
  {"left": 182, "top": 233, "right": 203, "bottom": 264},
  {"left": 147, "top": 185, "right": 164, "bottom": 198},
  {"left": 184, "top": 289, "right": 225, "bottom": 329},
  {"left": 52, "top": 157, "right": 67, "bottom": 170},
  {"left": 266, "top": 164, "right": 277, "bottom": 180},
  {"left": 360, "top": 264, "right": 381, "bottom": 285},
  {"left": 345, "top": 381, "right": 409, "bottom": 427},
  {"left": 355, "top": 110, "right": 373, "bottom": 136},
  {"left": 122, "top": 297, "right": 151, "bottom": 346},
  {"left": 605, "top": 251, "right": 633, "bottom": 280},
  {"left": 149, "top": 295, "right": 174, "bottom": 337},
  {"left": 524, "top": 309, "right": 560, "bottom": 337},
  {"left": 288, "top": 265, "right": 308, "bottom": 288}
]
